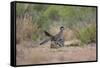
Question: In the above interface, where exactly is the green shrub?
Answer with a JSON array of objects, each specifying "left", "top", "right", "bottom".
[{"left": 76, "top": 24, "right": 96, "bottom": 44}]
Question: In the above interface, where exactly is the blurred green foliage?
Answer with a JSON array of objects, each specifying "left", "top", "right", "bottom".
[
  {"left": 16, "top": 3, "right": 97, "bottom": 43},
  {"left": 76, "top": 24, "right": 96, "bottom": 44}
]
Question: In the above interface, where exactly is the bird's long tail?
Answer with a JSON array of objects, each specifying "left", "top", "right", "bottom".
[
  {"left": 44, "top": 31, "right": 53, "bottom": 37},
  {"left": 40, "top": 38, "right": 50, "bottom": 45}
]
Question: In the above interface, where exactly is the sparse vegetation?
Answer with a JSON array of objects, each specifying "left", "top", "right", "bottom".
[
  {"left": 16, "top": 3, "right": 96, "bottom": 43},
  {"left": 75, "top": 24, "right": 96, "bottom": 44},
  {"left": 16, "top": 3, "right": 97, "bottom": 65}
]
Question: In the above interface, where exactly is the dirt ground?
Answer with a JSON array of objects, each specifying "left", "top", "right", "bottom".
[{"left": 16, "top": 41, "right": 96, "bottom": 65}]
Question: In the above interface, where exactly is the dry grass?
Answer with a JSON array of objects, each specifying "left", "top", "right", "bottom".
[{"left": 16, "top": 15, "right": 39, "bottom": 44}]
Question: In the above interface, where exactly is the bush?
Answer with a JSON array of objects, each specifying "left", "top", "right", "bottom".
[
  {"left": 16, "top": 15, "right": 40, "bottom": 44},
  {"left": 76, "top": 24, "right": 96, "bottom": 44}
]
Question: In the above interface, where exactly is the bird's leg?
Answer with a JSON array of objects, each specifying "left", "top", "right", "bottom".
[{"left": 51, "top": 41, "right": 59, "bottom": 48}]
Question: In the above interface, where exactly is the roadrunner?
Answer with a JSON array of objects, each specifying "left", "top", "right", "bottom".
[{"left": 40, "top": 26, "right": 64, "bottom": 48}]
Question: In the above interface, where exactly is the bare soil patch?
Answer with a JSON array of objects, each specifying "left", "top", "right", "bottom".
[{"left": 16, "top": 41, "right": 96, "bottom": 65}]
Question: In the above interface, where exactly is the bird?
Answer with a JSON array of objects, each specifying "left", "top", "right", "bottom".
[{"left": 40, "top": 26, "right": 65, "bottom": 48}]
